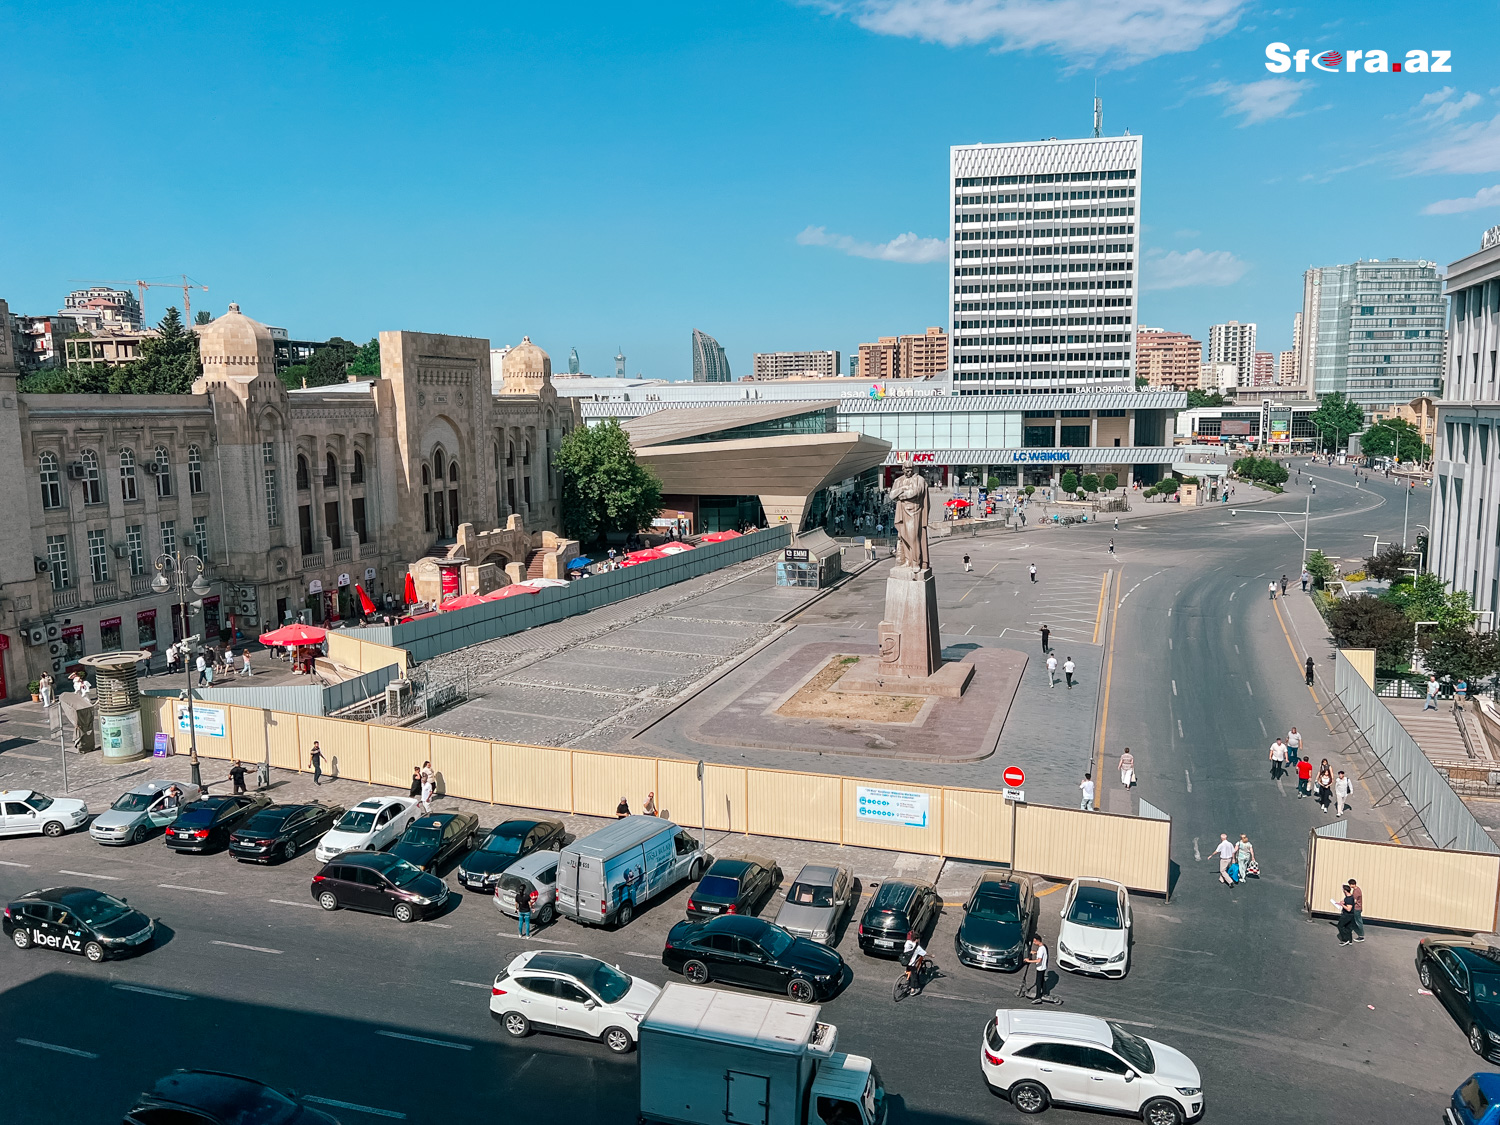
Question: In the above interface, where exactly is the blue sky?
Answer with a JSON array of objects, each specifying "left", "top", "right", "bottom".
[{"left": 2, "top": 2, "right": 1498, "bottom": 376}]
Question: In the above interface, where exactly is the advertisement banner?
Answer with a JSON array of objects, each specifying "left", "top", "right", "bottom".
[
  {"left": 855, "top": 784, "right": 930, "bottom": 828},
  {"left": 174, "top": 703, "right": 226, "bottom": 738}
]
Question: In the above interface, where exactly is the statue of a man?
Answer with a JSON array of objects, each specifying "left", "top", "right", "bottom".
[{"left": 889, "top": 463, "right": 930, "bottom": 573}]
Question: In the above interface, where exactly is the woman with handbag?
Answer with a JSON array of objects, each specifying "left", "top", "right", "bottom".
[
  {"left": 1316, "top": 760, "right": 1334, "bottom": 813},
  {"left": 1236, "top": 834, "right": 1258, "bottom": 880}
]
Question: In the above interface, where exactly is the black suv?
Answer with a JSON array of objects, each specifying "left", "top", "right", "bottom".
[
  {"left": 954, "top": 870, "right": 1037, "bottom": 971},
  {"left": 856, "top": 878, "right": 942, "bottom": 957},
  {"left": 1417, "top": 936, "right": 1500, "bottom": 1060},
  {"left": 229, "top": 802, "right": 345, "bottom": 864},
  {"left": 163, "top": 795, "right": 271, "bottom": 853},
  {"left": 686, "top": 855, "right": 782, "bottom": 920}
]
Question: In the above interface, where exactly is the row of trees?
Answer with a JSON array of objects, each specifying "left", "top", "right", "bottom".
[
  {"left": 1058, "top": 471, "right": 1118, "bottom": 499},
  {"left": 1232, "top": 455, "right": 1289, "bottom": 487},
  {"left": 279, "top": 336, "right": 380, "bottom": 390}
]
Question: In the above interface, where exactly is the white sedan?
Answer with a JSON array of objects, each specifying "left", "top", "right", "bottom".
[
  {"left": 1056, "top": 877, "right": 1131, "bottom": 978},
  {"left": 313, "top": 796, "right": 420, "bottom": 863},
  {"left": 0, "top": 790, "right": 89, "bottom": 838},
  {"left": 491, "top": 949, "right": 661, "bottom": 1054}
]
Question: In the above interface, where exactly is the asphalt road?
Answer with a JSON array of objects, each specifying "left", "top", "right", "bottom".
[{"left": 0, "top": 459, "right": 1484, "bottom": 1125}]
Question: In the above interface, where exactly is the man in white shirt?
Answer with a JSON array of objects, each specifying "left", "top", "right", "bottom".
[
  {"left": 1079, "top": 773, "right": 1095, "bottom": 811},
  {"left": 1063, "top": 657, "right": 1076, "bottom": 689},
  {"left": 1024, "top": 937, "right": 1052, "bottom": 1002},
  {"left": 1046, "top": 654, "right": 1057, "bottom": 687},
  {"left": 195, "top": 652, "right": 208, "bottom": 687},
  {"left": 1213, "top": 833, "right": 1237, "bottom": 885},
  {"left": 1286, "top": 727, "right": 1303, "bottom": 766},
  {"left": 1424, "top": 677, "right": 1440, "bottom": 711},
  {"left": 1268, "top": 738, "right": 1288, "bottom": 780},
  {"left": 1334, "top": 770, "right": 1354, "bottom": 816}
]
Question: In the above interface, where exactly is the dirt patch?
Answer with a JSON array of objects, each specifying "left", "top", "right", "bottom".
[{"left": 774, "top": 656, "right": 927, "bottom": 724}]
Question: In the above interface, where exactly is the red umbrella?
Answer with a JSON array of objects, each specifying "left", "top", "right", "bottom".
[
  {"left": 258, "top": 623, "right": 327, "bottom": 646},
  {"left": 482, "top": 584, "right": 541, "bottom": 600},
  {"left": 623, "top": 548, "right": 670, "bottom": 563},
  {"left": 659, "top": 542, "right": 695, "bottom": 553},
  {"left": 403, "top": 572, "right": 417, "bottom": 605},
  {"left": 354, "top": 583, "right": 377, "bottom": 616},
  {"left": 440, "top": 592, "right": 489, "bottom": 611},
  {"left": 700, "top": 530, "right": 741, "bottom": 542}
]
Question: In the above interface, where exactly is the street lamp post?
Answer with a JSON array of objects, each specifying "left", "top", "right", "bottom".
[{"left": 152, "top": 550, "right": 211, "bottom": 789}]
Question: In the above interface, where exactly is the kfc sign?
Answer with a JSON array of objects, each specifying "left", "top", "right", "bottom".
[{"left": 910, "top": 453, "right": 935, "bottom": 463}]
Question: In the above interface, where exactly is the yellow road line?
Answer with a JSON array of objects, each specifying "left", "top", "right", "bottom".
[
  {"left": 1091, "top": 571, "right": 1109, "bottom": 645},
  {"left": 1095, "top": 567, "right": 1122, "bottom": 785},
  {"left": 958, "top": 558, "right": 1005, "bottom": 602},
  {"left": 1035, "top": 883, "right": 1066, "bottom": 897}
]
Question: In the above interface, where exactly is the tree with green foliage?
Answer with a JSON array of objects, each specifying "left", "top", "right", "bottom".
[
  {"left": 1060, "top": 470, "right": 1079, "bottom": 495},
  {"left": 1253, "top": 459, "right": 1288, "bottom": 486},
  {"left": 118, "top": 307, "right": 200, "bottom": 394},
  {"left": 1186, "top": 389, "right": 1226, "bottom": 408},
  {"left": 1327, "top": 594, "right": 1415, "bottom": 668},
  {"left": 1309, "top": 391, "right": 1364, "bottom": 453},
  {"left": 1024, "top": 485, "right": 1035, "bottom": 497},
  {"left": 1364, "top": 543, "right": 1416, "bottom": 582},
  {"left": 194, "top": 310, "right": 212, "bottom": 325},
  {"left": 1381, "top": 571, "right": 1475, "bottom": 629},
  {"left": 1081, "top": 473, "right": 1101, "bottom": 495},
  {"left": 1135, "top": 374, "right": 1149, "bottom": 390},
  {"left": 554, "top": 420, "right": 662, "bottom": 545},
  {"left": 1102, "top": 473, "right": 1118, "bottom": 492},
  {"left": 1304, "top": 550, "right": 1335, "bottom": 588},
  {"left": 1423, "top": 626, "right": 1500, "bottom": 686},
  {"left": 1359, "top": 418, "right": 1427, "bottom": 463},
  {"left": 347, "top": 337, "right": 380, "bottom": 380}
]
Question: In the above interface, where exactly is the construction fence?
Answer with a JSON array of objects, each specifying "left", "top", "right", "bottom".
[
  {"left": 144, "top": 697, "right": 1171, "bottom": 895},
  {"left": 145, "top": 662, "right": 402, "bottom": 718},
  {"left": 1306, "top": 831, "right": 1500, "bottom": 933},
  {"left": 325, "top": 632, "right": 412, "bottom": 675}
]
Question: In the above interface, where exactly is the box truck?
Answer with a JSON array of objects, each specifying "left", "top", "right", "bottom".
[
  {"left": 639, "top": 983, "right": 885, "bottom": 1125},
  {"left": 555, "top": 815, "right": 709, "bottom": 928}
]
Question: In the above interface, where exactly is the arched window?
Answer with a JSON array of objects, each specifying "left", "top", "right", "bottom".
[
  {"left": 119, "top": 448, "right": 138, "bottom": 501},
  {"left": 324, "top": 452, "right": 338, "bottom": 488},
  {"left": 352, "top": 450, "right": 365, "bottom": 484},
  {"left": 154, "top": 446, "right": 172, "bottom": 498},
  {"left": 296, "top": 454, "right": 310, "bottom": 491},
  {"left": 81, "top": 449, "right": 103, "bottom": 505},
  {"left": 447, "top": 460, "right": 459, "bottom": 530},
  {"left": 39, "top": 452, "right": 61, "bottom": 509},
  {"left": 187, "top": 445, "right": 203, "bottom": 494},
  {"left": 422, "top": 464, "right": 431, "bottom": 532},
  {"left": 448, "top": 461, "right": 458, "bottom": 484},
  {"left": 433, "top": 450, "right": 446, "bottom": 480}
]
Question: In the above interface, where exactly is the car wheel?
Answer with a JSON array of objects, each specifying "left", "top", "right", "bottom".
[
  {"left": 393, "top": 902, "right": 417, "bottom": 923},
  {"left": 1418, "top": 961, "right": 1433, "bottom": 989},
  {"left": 1472, "top": 1023, "right": 1489, "bottom": 1057},
  {"left": 12, "top": 928, "right": 31, "bottom": 950},
  {"left": 1009, "top": 1080, "right": 1049, "bottom": 1115},
  {"left": 788, "top": 978, "right": 816, "bottom": 1004},
  {"left": 318, "top": 891, "right": 340, "bottom": 911},
  {"left": 83, "top": 941, "right": 105, "bottom": 963},
  {"left": 1141, "top": 1098, "right": 1186, "bottom": 1125},
  {"left": 689, "top": 859, "right": 704, "bottom": 882},
  {"left": 536, "top": 904, "right": 554, "bottom": 926},
  {"left": 602, "top": 1026, "right": 634, "bottom": 1054},
  {"left": 131, "top": 824, "right": 148, "bottom": 845},
  {"left": 684, "top": 960, "right": 710, "bottom": 985},
  {"left": 502, "top": 1011, "right": 530, "bottom": 1038},
  {"left": 617, "top": 902, "right": 634, "bottom": 927},
  {"left": 282, "top": 840, "right": 297, "bottom": 863},
  {"left": 42, "top": 821, "right": 65, "bottom": 838}
]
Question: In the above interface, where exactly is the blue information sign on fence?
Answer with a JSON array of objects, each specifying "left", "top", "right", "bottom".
[{"left": 854, "top": 785, "right": 929, "bottom": 828}]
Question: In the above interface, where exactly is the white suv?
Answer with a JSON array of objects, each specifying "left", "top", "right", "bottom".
[
  {"left": 313, "top": 796, "right": 419, "bottom": 863},
  {"left": 491, "top": 949, "right": 661, "bottom": 1054},
  {"left": 980, "top": 1009, "right": 1203, "bottom": 1124}
]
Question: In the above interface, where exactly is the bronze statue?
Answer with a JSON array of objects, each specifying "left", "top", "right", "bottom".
[{"left": 889, "top": 463, "right": 930, "bottom": 573}]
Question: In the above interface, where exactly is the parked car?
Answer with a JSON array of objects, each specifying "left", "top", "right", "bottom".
[
  {"left": 90, "top": 780, "right": 201, "bottom": 846},
  {"left": 686, "top": 855, "right": 781, "bottom": 920},
  {"left": 390, "top": 811, "right": 480, "bottom": 872},
  {"left": 496, "top": 849, "right": 560, "bottom": 925},
  {"left": 1417, "top": 937, "right": 1500, "bottom": 1061},
  {"left": 981, "top": 1008, "right": 1203, "bottom": 1123},
  {"left": 163, "top": 794, "right": 271, "bottom": 853},
  {"left": 1056, "top": 878, "right": 1132, "bottom": 978},
  {"left": 775, "top": 863, "right": 855, "bottom": 945},
  {"left": 456, "top": 817, "right": 566, "bottom": 892},
  {"left": 4, "top": 886, "right": 154, "bottom": 962},
  {"left": 1449, "top": 1072, "right": 1500, "bottom": 1125},
  {"left": 311, "top": 850, "right": 449, "bottom": 923},
  {"left": 662, "top": 913, "right": 845, "bottom": 1003},
  {"left": 313, "top": 796, "right": 421, "bottom": 863},
  {"left": 123, "top": 1071, "right": 339, "bottom": 1125},
  {"left": 491, "top": 949, "right": 661, "bottom": 1054},
  {"left": 556, "top": 816, "right": 709, "bottom": 928},
  {"left": 0, "top": 789, "right": 89, "bottom": 839},
  {"left": 856, "top": 878, "right": 942, "bottom": 957},
  {"left": 228, "top": 802, "right": 345, "bottom": 864},
  {"left": 955, "top": 870, "right": 1037, "bottom": 972}
]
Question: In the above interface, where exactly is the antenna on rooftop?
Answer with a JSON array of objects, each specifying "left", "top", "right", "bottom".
[{"left": 1093, "top": 86, "right": 1103, "bottom": 138}]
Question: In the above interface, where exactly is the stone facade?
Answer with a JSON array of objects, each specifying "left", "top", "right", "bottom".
[{"left": 0, "top": 298, "right": 579, "bottom": 701}]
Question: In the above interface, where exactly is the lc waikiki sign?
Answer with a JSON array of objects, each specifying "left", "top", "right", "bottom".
[{"left": 1266, "top": 43, "right": 1452, "bottom": 74}]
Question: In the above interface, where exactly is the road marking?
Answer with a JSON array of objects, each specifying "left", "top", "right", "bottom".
[
  {"left": 1229, "top": 591, "right": 1235, "bottom": 601},
  {"left": 269, "top": 898, "right": 321, "bottom": 909},
  {"left": 0, "top": 860, "right": 31, "bottom": 868},
  {"left": 114, "top": 983, "right": 190, "bottom": 1000},
  {"left": 1167, "top": 607, "right": 1172, "bottom": 616},
  {"left": 495, "top": 932, "right": 576, "bottom": 946},
  {"left": 622, "top": 950, "right": 658, "bottom": 959},
  {"left": 16, "top": 1038, "right": 97, "bottom": 1058},
  {"left": 302, "top": 1095, "right": 406, "bottom": 1119},
  {"left": 1171, "top": 680, "right": 1177, "bottom": 696},
  {"left": 7, "top": 752, "right": 53, "bottom": 762},
  {"left": 1235, "top": 644, "right": 1239, "bottom": 654},
  {"left": 1192, "top": 838, "right": 1201, "bottom": 861},
  {"left": 1227, "top": 614, "right": 1232, "bottom": 624},
  {"left": 376, "top": 1030, "right": 472, "bottom": 1051},
  {"left": 1239, "top": 581, "right": 1247, "bottom": 588},
  {"left": 1245, "top": 681, "right": 1253, "bottom": 696},
  {"left": 1168, "top": 638, "right": 1172, "bottom": 649},
  {"left": 212, "top": 940, "right": 282, "bottom": 954},
  {"left": 449, "top": 980, "right": 491, "bottom": 989},
  {"left": 1091, "top": 571, "right": 1109, "bottom": 644},
  {"left": 1143, "top": 946, "right": 1216, "bottom": 957},
  {"left": 160, "top": 884, "right": 228, "bottom": 895},
  {"left": 417, "top": 921, "right": 452, "bottom": 929},
  {"left": 59, "top": 870, "right": 121, "bottom": 881},
  {"left": 1258, "top": 716, "right": 1267, "bottom": 737},
  {"left": 1184, "top": 770, "right": 1192, "bottom": 793},
  {"left": 1094, "top": 565, "right": 1123, "bottom": 787},
  {"left": 1177, "top": 719, "right": 1184, "bottom": 738}
]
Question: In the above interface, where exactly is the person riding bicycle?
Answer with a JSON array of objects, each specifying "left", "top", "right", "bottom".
[{"left": 902, "top": 931, "right": 929, "bottom": 982}]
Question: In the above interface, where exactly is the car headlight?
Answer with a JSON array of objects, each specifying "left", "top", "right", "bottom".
[
  {"left": 1175, "top": 1087, "right": 1201, "bottom": 1096},
  {"left": 407, "top": 894, "right": 434, "bottom": 905},
  {"left": 627, "top": 1012, "right": 643, "bottom": 1022},
  {"left": 1107, "top": 951, "right": 1126, "bottom": 963},
  {"left": 1487, "top": 1030, "right": 1500, "bottom": 1044},
  {"left": 1058, "top": 941, "right": 1073, "bottom": 956}
]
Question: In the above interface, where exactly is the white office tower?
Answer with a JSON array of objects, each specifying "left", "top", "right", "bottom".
[
  {"left": 1208, "top": 321, "right": 1258, "bottom": 387},
  {"left": 950, "top": 135, "right": 1141, "bottom": 396}
]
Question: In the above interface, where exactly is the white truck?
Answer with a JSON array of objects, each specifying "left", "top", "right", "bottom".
[{"left": 638, "top": 983, "right": 885, "bottom": 1125}]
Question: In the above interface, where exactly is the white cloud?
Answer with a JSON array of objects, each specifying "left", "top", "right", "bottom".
[
  {"left": 1414, "top": 113, "right": 1500, "bottom": 175},
  {"left": 796, "top": 225, "right": 948, "bottom": 263},
  {"left": 1204, "top": 77, "right": 1310, "bottom": 125},
  {"left": 810, "top": 0, "right": 1247, "bottom": 67},
  {"left": 1423, "top": 184, "right": 1500, "bottom": 215},
  {"left": 1141, "top": 248, "right": 1248, "bottom": 291},
  {"left": 1420, "top": 90, "right": 1482, "bottom": 124},
  {"left": 1419, "top": 86, "right": 1457, "bottom": 107}
]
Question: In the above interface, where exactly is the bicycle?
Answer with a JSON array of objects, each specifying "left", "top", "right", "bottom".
[{"left": 892, "top": 955, "right": 940, "bottom": 1002}]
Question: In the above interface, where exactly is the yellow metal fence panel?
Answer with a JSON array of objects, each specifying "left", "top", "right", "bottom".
[
  {"left": 572, "top": 752, "right": 658, "bottom": 819},
  {"left": 431, "top": 734, "right": 492, "bottom": 803},
  {"left": 295, "top": 716, "right": 370, "bottom": 784},
  {"left": 942, "top": 788, "right": 1014, "bottom": 866},
  {"left": 657, "top": 760, "right": 747, "bottom": 832},
  {"left": 326, "top": 632, "right": 409, "bottom": 674},
  {"left": 1309, "top": 835, "right": 1500, "bottom": 932},
  {"left": 369, "top": 727, "right": 432, "bottom": 790},
  {"left": 255, "top": 707, "right": 303, "bottom": 770},
  {"left": 746, "top": 770, "right": 841, "bottom": 844},
  {"left": 493, "top": 744, "right": 574, "bottom": 813},
  {"left": 1016, "top": 805, "right": 1170, "bottom": 895},
  {"left": 840, "top": 778, "right": 945, "bottom": 856}
]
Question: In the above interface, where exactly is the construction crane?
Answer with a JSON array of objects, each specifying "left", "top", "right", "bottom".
[{"left": 73, "top": 275, "right": 209, "bottom": 325}]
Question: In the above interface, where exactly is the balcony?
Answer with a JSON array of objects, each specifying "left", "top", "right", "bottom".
[
  {"left": 131, "top": 573, "right": 155, "bottom": 597},
  {"left": 47, "top": 588, "right": 79, "bottom": 612},
  {"left": 89, "top": 579, "right": 119, "bottom": 603},
  {"left": 301, "top": 553, "right": 325, "bottom": 571},
  {"left": 332, "top": 548, "right": 352, "bottom": 563}
]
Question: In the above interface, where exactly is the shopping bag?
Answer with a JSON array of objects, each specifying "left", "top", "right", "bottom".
[
  {"left": 1246, "top": 859, "right": 1261, "bottom": 878},
  {"left": 1226, "top": 862, "right": 1241, "bottom": 882}
]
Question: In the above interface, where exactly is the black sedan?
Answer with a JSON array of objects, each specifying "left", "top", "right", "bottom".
[
  {"left": 663, "top": 913, "right": 844, "bottom": 1003},
  {"left": 164, "top": 794, "right": 272, "bottom": 853},
  {"left": 686, "top": 855, "right": 782, "bottom": 920},
  {"left": 4, "top": 886, "right": 154, "bottom": 962},
  {"left": 312, "top": 850, "right": 450, "bottom": 923},
  {"left": 857, "top": 877, "right": 942, "bottom": 957},
  {"left": 455, "top": 817, "right": 566, "bottom": 892},
  {"left": 1417, "top": 936, "right": 1500, "bottom": 1060},
  {"left": 390, "top": 811, "right": 480, "bottom": 872},
  {"left": 229, "top": 802, "right": 345, "bottom": 864},
  {"left": 954, "top": 870, "right": 1037, "bottom": 971},
  {"left": 124, "top": 1070, "right": 338, "bottom": 1125}
]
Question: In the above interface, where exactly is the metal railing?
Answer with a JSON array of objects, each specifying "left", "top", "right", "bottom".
[
  {"left": 47, "top": 588, "right": 79, "bottom": 611},
  {"left": 88, "top": 579, "right": 119, "bottom": 603},
  {"left": 331, "top": 548, "right": 352, "bottom": 563}
]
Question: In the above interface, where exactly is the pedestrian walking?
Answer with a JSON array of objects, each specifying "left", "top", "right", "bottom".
[
  {"left": 1335, "top": 883, "right": 1356, "bottom": 945},
  {"left": 1212, "top": 834, "right": 1236, "bottom": 885},
  {"left": 1335, "top": 770, "right": 1354, "bottom": 816},
  {"left": 1311, "top": 482, "right": 1316, "bottom": 494},
  {"left": 1029, "top": 563, "right": 1037, "bottom": 583},
  {"left": 1348, "top": 878, "right": 1365, "bottom": 940},
  {"left": 223, "top": 646, "right": 236, "bottom": 677},
  {"left": 1236, "top": 834, "right": 1257, "bottom": 880},
  {"left": 1046, "top": 654, "right": 1058, "bottom": 687},
  {"left": 1269, "top": 737, "right": 1288, "bottom": 779},
  {"left": 515, "top": 883, "right": 533, "bottom": 937},
  {"left": 963, "top": 553, "right": 973, "bottom": 573},
  {"left": 1039, "top": 625, "right": 1050, "bottom": 654},
  {"left": 1113, "top": 516, "right": 1119, "bottom": 530},
  {"left": 1063, "top": 657, "right": 1076, "bottom": 689},
  {"left": 1079, "top": 773, "right": 1095, "bottom": 811},
  {"left": 1296, "top": 756, "right": 1313, "bottom": 798},
  {"left": 240, "top": 651, "right": 253, "bottom": 677},
  {"left": 409, "top": 767, "right": 422, "bottom": 798},
  {"left": 1424, "top": 676, "right": 1440, "bottom": 710},
  {"left": 1118, "top": 748, "right": 1136, "bottom": 788},
  {"left": 1108, "top": 539, "right": 1115, "bottom": 557},
  {"left": 1316, "top": 760, "right": 1334, "bottom": 813},
  {"left": 196, "top": 652, "right": 208, "bottom": 686},
  {"left": 308, "top": 741, "right": 324, "bottom": 786},
  {"left": 1280, "top": 574, "right": 1288, "bottom": 596},
  {"left": 1268, "top": 581, "right": 1277, "bottom": 601},
  {"left": 1287, "top": 727, "right": 1303, "bottom": 766},
  {"left": 229, "top": 759, "right": 247, "bottom": 795},
  {"left": 37, "top": 671, "right": 53, "bottom": 708},
  {"left": 616, "top": 796, "right": 631, "bottom": 817},
  {"left": 1305, "top": 657, "right": 1315, "bottom": 686},
  {"left": 420, "top": 773, "right": 435, "bottom": 813},
  {"left": 1301, "top": 568, "right": 1311, "bottom": 592}
]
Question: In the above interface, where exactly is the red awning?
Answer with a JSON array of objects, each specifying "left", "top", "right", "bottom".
[
  {"left": 700, "top": 531, "right": 741, "bottom": 542},
  {"left": 482, "top": 584, "right": 542, "bottom": 600},
  {"left": 258, "top": 623, "right": 327, "bottom": 646},
  {"left": 439, "top": 593, "right": 489, "bottom": 611}
]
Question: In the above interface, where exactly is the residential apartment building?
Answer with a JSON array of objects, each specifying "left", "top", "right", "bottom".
[
  {"left": 11, "top": 314, "right": 81, "bottom": 368},
  {"left": 751, "top": 350, "right": 841, "bottom": 380},
  {"left": 1299, "top": 258, "right": 1445, "bottom": 409},
  {"left": 1252, "top": 351, "right": 1275, "bottom": 387},
  {"left": 1199, "top": 361, "right": 1238, "bottom": 393},
  {"left": 691, "top": 328, "right": 731, "bottom": 383},
  {"left": 856, "top": 328, "right": 950, "bottom": 382},
  {"left": 1208, "top": 321, "right": 1257, "bottom": 387},
  {"left": 1278, "top": 349, "right": 1297, "bottom": 387},
  {"left": 63, "top": 287, "right": 142, "bottom": 332},
  {"left": 949, "top": 134, "right": 1141, "bottom": 396},
  {"left": 1135, "top": 327, "right": 1202, "bottom": 390}
]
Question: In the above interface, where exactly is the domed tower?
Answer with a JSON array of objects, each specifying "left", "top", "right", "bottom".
[
  {"left": 194, "top": 303, "right": 281, "bottom": 403},
  {"left": 500, "top": 336, "right": 552, "bottom": 395}
]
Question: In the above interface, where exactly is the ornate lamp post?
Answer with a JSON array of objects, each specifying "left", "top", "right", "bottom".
[{"left": 152, "top": 550, "right": 211, "bottom": 788}]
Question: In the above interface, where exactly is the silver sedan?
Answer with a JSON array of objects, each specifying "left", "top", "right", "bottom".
[
  {"left": 89, "top": 779, "right": 201, "bottom": 846},
  {"left": 774, "top": 863, "right": 855, "bottom": 945}
]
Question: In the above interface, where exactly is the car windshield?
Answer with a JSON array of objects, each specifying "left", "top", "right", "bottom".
[
  {"left": 111, "top": 793, "right": 154, "bottom": 812},
  {"left": 25, "top": 794, "right": 54, "bottom": 812},
  {"left": 871, "top": 882, "right": 915, "bottom": 911},
  {"left": 336, "top": 809, "right": 377, "bottom": 833},
  {"left": 482, "top": 833, "right": 524, "bottom": 855},
  {"left": 1066, "top": 887, "right": 1122, "bottom": 929},
  {"left": 61, "top": 892, "right": 130, "bottom": 927},
  {"left": 788, "top": 882, "right": 835, "bottom": 908},
  {"left": 403, "top": 826, "right": 444, "bottom": 847},
  {"left": 574, "top": 958, "right": 633, "bottom": 1004},
  {"left": 760, "top": 926, "right": 794, "bottom": 959},
  {"left": 699, "top": 875, "right": 740, "bottom": 898},
  {"left": 1108, "top": 1023, "right": 1155, "bottom": 1074},
  {"left": 1473, "top": 972, "right": 1500, "bottom": 1005},
  {"left": 969, "top": 890, "right": 1022, "bottom": 922},
  {"left": 243, "top": 811, "right": 291, "bottom": 832}
]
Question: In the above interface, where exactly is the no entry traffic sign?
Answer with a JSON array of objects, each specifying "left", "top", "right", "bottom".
[{"left": 1003, "top": 766, "right": 1025, "bottom": 788}]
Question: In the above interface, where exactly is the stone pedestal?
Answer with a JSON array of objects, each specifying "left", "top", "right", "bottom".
[{"left": 838, "top": 566, "right": 974, "bottom": 697}]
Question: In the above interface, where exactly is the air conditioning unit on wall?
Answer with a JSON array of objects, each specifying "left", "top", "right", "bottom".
[
  {"left": 112, "top": 544, "right": 128, "bottom": 559},
  {"left": 66, "top": 463, "right": 86, "bottom": 481},
  {"left": 45, "top": 623, "right": 60, "bottom": 641},
  {"left": 24, "top": 627, "right": 44, "bottom": 646}
]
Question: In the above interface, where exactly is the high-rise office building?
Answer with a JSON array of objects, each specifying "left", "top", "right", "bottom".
[
  {"left": 1208, "top": 321, "right": 1257, "bottom": 388},
  {"left": 1253, "top": 351, "right": 1275, "bottom": 387},
  {"left": 1298, "top": 259, "right": 1445, "bottom": 408},
  {"left": 615, "top": 347, "right": 626, "bottom": 377},
  {"left": 568, "top": 347, "right": 580, "bottom": 374},
  {"left": 752, "top": 350, "right": 841, "bottom": 380},
  {"left": 1135, "top": 327, "right": 1202, "bottom": 390},
  {"left": 949, "top": 134, "right": 1141, "bottom": 396},
  {"left": 691, "top": 329, "right": 731, "bottom": 383}
]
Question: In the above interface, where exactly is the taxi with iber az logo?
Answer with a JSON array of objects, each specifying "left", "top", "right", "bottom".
[{"left": 4, "top": 886, "right": 155, "bottom": 962}]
